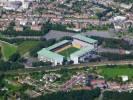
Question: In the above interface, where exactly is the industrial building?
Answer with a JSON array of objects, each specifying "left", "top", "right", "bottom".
[{"left": 37, "top": 34, "right": 98, "bottom": 66}]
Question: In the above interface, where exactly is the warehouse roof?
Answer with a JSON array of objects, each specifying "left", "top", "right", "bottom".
[
  {"left": 47, "top": 40, "right": 70, "bottom": 50},
  {"left": 72, "top": 34, "right": 97, "bottom": 44},
  {"left": 70, "top": 44, "right": 94, "bottom": 57},
  {"left": 37, "top": 48, "right": 64, "bottom": 61}
]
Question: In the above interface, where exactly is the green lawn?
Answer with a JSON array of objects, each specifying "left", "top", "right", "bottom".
[
  {"left": 98, "top": 67, "right": 133, "bottom": 79},
  {"left": 0, "top": 41, "right": 17, "bottom": 60},
  {"left": 59, "top": 47, "right": 79, "bottom": 58},
  {"left": 18, "top": 41, "right": 40, "bottom": 55}
]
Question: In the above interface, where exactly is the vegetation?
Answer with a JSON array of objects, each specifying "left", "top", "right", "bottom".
[
  {"left": 100, "top": 52, "right": 133, "bottom": 61},
  {"left": 90, "top": 36, "right": 133, "bottom": 50},
  {"left": 1, "top": 21, "right": 50, "bottom": 36},
  {"left": 1, "top": 21, "right": 68, "bottom": 36},
  {"left": 31, "top": 88, "right": 101, "bottom": 100},
  {"left": 32, "top": 61, "right": 52, "bottom": 67},
  {"left": 72, "top": 1, "right": 87, "bottom": 13},
  {"left": 103, "top": 91, "right": 133, "bottom": 100},
  {"left": 0, "top": 40, "right": 17, "bottom": 60},
  {"left": 55, "top": 68, "right": 76, "bottom": 84},
  {"left": 128, "top": 26, "right": 133, "bottom": 33},
  {"left": 0, "top": 47, "right": 2, "bottom": 59},
  {"left": 9, "top": 52, "right": 21, "bottom": 62},
  {"left": 30, "top": 39, "right": 56, "bottom": 57},
  {"left": 59, "top": 47, "right": 79, "bottom": 58},
  {"left": 114, "top": 0, "right": 133, "bottom": 3},
  {"left": 87, "top": 24, "right": 113, "bottom": 31},
  {"left": 97, "top": 65, "right": 133, "bottom": 81},
  {"left": 0, "top": 74, "right": 28, "bottom": 100},
  {"left": 0, "top": 60, "right": 24, "bottom": 71},
  {"left": 18, "top": 40, "right": 41, "bottom": 55}
]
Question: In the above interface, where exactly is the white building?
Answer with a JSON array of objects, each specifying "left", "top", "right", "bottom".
[
  {"left": 37, "top": 48, "right": 64, "bottom": 66},
  {"left": 70, "top": 44, "right": 95, "bottom": 64}
]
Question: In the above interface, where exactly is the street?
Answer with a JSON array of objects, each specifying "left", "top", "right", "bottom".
[{"left": 1, "top": 60, "right": 133, "bottom": 75}]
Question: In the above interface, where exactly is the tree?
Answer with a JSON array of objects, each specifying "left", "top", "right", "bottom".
[
  {"left": 103, "top": 91, "right": 133, "bottom": 100},
  {"left": 30, "top": 88, "right": 101, "bottom": 100},
  {"left": 0, "top": 60, "right": 11, "bottom": 71},
  {"left": 9, "top": 52, "right": 21, "bottom": 62},
  {"left": 10, "top": 62, "right": 24, "bottom": 69},
  {"left": 30, "top": 39, "right": 56, "bottom": 57},
  {"left": 32, "top": 61, "right": 52, "bottom": 67}
]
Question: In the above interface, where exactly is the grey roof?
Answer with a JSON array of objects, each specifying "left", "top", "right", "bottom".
[
  {"left": 47, "top": 40, "right": 70, "bottom": 50},
  {"left": 37, "top": 48, "right": 64, "bottom": 61},
  {"left": 70, "top": 44, "right": 94, "bottom": 57},
  {"left": 72, "top": 34, "right": 97, "bottom": 44}
]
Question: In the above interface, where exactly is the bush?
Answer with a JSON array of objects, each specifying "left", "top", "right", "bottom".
[
  {"left": 9, "top": 52, "right": 21, "bottom": 62},
  {"left": 31, "top": 88, "right": 101, "bottom": 100},
  {"left": 32, "top": 61, "right": 52, "bottom": 67},
  {"left": 100, "top": 52, "right": 133, "bottom": 61}
]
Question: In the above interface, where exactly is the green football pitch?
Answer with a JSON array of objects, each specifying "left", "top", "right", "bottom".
[{"left": 59, "top": 47, "right": 79, "bottom": 58}]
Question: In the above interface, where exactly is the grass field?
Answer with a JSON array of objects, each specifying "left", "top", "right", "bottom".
[
  {"left": 98, "top": 66, "right": 133, "bottom": 79},
  {"left": 0, "top": 41, "right": 17, "bottom": 60},
  {"left": 59, "top": 47, "right": 79, "bottom": 57},
  {"left": 18, "top": 41, "right": 40, "bottom": 55}
]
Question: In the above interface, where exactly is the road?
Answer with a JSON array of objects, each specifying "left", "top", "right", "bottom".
[
  {"left": 45, "top": 30, "right": 116, "bottom": 40},
  {"left": 5, "top": 36, "right": 42, "bottom": 40},
  {"left": 98, "top": 47, "right": 133, "bottom": 54},
  {"left": 3, "top": 30, "right": 133, "bottom": 42},
  {"left": 1, "top": 60, "right": 133, "bottom": 75},
  {"left": 3, "top": 30, "right": 116, "bottom": 40}
]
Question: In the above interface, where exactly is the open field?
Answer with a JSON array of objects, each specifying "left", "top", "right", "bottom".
[
  {"left": 18, "top": 40, "right": 40, "bottom": 55},
  {"left": 97, "top": 66, "right": 133, "bottom": 79},
  {"left": 58, "top": 46, "right": 79, "bottom": 57},
  {"left": 0, "top": 41, "right": 17, "bottom": 60}
]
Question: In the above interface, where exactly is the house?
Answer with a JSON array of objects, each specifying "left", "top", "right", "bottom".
[{"left": 31, "top": 24, "right": 42, "bottom": 31}]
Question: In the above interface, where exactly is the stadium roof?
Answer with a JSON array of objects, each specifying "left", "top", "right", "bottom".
[
  {"left": 37, "top": 48, "right": 64, "bottom": 61},
  {"left": 47, "top": 40, "right": 70, "bottom": 50},
  {"left": 72, "top": 34, "right": 97, "bottom": 44},
  {"left": 70, "top": 44, "right": 94, "bottom": 57}
]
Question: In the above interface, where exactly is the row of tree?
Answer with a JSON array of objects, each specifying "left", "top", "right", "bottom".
[
  {"left": 32, "top": 61, "right": 52, "bottom": 67},
  {"left": 30, "top": 39, "right": 56, "bottom": 57},
  {"left": 90, "top": 36, "right": 133, "bottom": 50},
  {"left": 0, "top": 53, "right": 25, "bottom": 71},
  {"left": 103, "top": 91, "right": 133, "bottom": 100},
  {"left": 1, "top": 21, "right": 68, "bottom": 36},
  {"left": 114, "top": 0, "right": 133, "bottom": 3},
  {"left": 26, "top": 88, "right": 101, "bottom": 100},
  {"left": 100, "top": 52, "right": 133, "bottom": 61},
  {"left": 87, "top": 24, "right": 113, "bottom": 31}
]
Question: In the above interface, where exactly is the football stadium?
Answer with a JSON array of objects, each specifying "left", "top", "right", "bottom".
[{"left": 37, "top": 34, "right": 98, "bottom": 66}]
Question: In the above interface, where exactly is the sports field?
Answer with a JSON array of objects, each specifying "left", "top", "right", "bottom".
[
  {"left": 98, "top": 66, "right": 133, "bottom": 79},
  {"left": 0, "top": 41, "right": 17, "bottom": 60},
  {"left": 59, "top": 47, "right": 79, "bottom": 57},
  {"left": 18, "top": 41, "right": 40, "bottom": 55}
]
